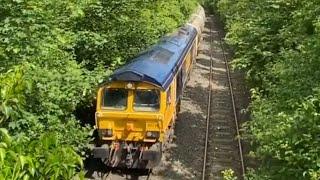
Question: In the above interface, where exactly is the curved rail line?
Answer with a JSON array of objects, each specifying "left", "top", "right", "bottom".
[{"left": 201, "top": 16, "right": 245, "bottom": 180}]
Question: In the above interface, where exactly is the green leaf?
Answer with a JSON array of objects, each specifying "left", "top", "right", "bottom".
[
  {"left": 0, "top": 148, "right": 6, "bottom": 162},
  {"left": 19, "top": 155, "right": 27, "bottom": 169},
  {"left": 0, "top": 128, "right": 11, "bottom": 144}
]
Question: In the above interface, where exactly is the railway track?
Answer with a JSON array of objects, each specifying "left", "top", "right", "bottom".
[{"left": 201, "top": 15, "right": 245, "bottom": 180}]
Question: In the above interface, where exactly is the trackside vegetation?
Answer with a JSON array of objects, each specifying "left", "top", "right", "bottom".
[
  {"left": 204, "top": 0, "right": 320, "bottom": 179},
  {"left": 0, "top": 0, "right": 198, "bottom": 179}
]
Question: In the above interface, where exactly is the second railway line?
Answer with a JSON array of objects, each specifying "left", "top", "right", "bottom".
[{"left": 201, "top": 14, "right": 246, "bottom": 180}]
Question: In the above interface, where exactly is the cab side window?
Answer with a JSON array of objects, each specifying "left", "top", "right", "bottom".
[
  {"left": 176, "top": 70, "right": 183, "bottom": 101},
  {"left": 167, "top": 86, "right": 171, "bottom": 105}
]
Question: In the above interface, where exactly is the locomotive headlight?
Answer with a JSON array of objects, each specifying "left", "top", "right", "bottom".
[
  {"left": 106, "top": 129, "right": 113, "bottom": 137},
  {"left": 126, "top": 82, "right": 134, "bottom": 89},
  {"left": 145, "top": 131, "right": 160, "bottom": 139},
  {"left": 95, "top": 112, "right": 102, "bottom": 118},
  {"left": 99, "top": 129, "right": 113, "bottom": 137}
]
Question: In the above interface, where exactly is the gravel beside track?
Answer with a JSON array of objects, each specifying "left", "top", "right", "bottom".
[{"left": 84, "top": 12, "right": 249, "bottom": 180}]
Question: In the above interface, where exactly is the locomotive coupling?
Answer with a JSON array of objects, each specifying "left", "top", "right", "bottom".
[{"left": 92, "top": 142, "right": 162, "bottom": 169}]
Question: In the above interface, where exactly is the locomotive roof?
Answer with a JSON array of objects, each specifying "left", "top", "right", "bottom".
[{"left": 110, "top": 24, "right": 197, "bottom": 90}]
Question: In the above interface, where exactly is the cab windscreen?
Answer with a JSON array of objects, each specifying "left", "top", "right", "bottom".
[
  {"left": 134, "top": 89, "right": 160, "bottom": 112},
  {"left": 103, "top": 88, "right": 128, "bottom": 110}
]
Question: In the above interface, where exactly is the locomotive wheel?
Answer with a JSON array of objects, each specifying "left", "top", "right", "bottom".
[
  {"left": 110, "top": 143, "right": 122, "bottom": 167},
  {"left": 111, "top": 149, "right": 122, "bottom": 167},
  {"left": 101, "top": 144, "right": 109, "bottom": 165}
]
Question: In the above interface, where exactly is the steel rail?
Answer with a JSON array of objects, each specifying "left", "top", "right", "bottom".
[
  {"left": 201, "top": 16, "right": 214, "bottom": 180},
  {"left": 101, "top": 170, "right": 111, "bottom": 180},
  {"left": 145, "top": 169, "right": 152, "bottom": 180},
  {"left": 218, "top": 33, "right": 246, "bottom": 178}
]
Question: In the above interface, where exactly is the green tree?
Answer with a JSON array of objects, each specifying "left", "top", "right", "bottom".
[
  {"left": 206, "top": 0, "right": 320, "bottom": 179},
  {"left": 0, "top": 0, "right": 198, "bottom": 178}
]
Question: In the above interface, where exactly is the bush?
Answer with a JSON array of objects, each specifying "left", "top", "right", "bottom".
[{"left": 206, "top": 0, "right": 320, "bottom": 179}]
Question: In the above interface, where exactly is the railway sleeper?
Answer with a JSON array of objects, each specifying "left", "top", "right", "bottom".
[
  {"left": 209, "top": 118, "right": 234, "bottom": 123},
  {"left": 211, "top": 121, "right": 234, "bottom": 127},
  {"left": 210, "top": 138, "right": 235, "bottom": 145},
  {"left": 211, "top": 157, "right": 237, "bottom": 165},
  {"left": 210, "top": 164, "right": 238, "bottom": 174},
  {"left": 212, "top": 125, "right": 233, "bottom": 132},
  {"left": 213, "top": 151, "right": 239, "bottom": 159},
  {"left": 213, "top": 145, "right": 235, "bottom": 151},
  {"left": 214, "top": 134, "right": 235, "bottom": 140},
  {"left": 211, "top": 109, "right": 233, "bottom": 114}
]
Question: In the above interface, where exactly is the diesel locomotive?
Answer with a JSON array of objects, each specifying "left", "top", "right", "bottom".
[{"left": 93, "top": 6, "right": 205, "bottom": 169}]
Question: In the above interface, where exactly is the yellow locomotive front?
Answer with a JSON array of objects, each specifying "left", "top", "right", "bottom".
[
  {"left": 96, "top": 82, "right": 164, "bottom": 143},
  {"left": 93, "top": 81, "right": 172, "bottom": 168}
]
